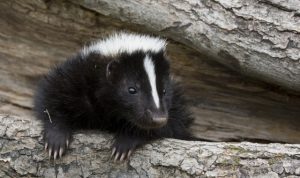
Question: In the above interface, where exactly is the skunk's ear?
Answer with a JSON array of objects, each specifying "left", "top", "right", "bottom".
[{"left": 106, "top": 60, "right": 118, "bottom": 81}]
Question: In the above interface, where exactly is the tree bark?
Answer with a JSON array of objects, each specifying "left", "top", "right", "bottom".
[
  {"left": 70, "top": 0, "right": 300, "bottom": 91},
  {"left": 0, "top": 114, "right": 300, "bottom": 177},
  {"left": 1, "top": 0, "right": 300, "bottom": 143}
]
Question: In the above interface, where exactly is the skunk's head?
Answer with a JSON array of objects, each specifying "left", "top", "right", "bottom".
[{"left": 84, "top": 33, "right": 172, "bottom": 129}]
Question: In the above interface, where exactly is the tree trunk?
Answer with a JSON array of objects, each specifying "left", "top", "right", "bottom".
[
  {"left": 70, "top": 0, "right": 300, "bottom": 91},
  {"left": 1, "top": 114, "right": 300, "bottom": 177}
]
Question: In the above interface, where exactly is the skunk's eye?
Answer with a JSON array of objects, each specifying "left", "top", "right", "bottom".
[
  {"left": 128, "top": 87, "right": 137, "bottom": 94},
  {"left": 163, "top": 89, "right": 166, "bottom": 95}
]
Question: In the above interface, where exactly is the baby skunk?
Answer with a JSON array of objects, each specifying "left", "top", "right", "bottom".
[{"left": 34, "top": 32, "right": 201, "bottom": 161}]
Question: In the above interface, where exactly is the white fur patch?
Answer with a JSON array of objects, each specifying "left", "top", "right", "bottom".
[
  {"left": 144, "top": 55, "right": 160, "bottom": 108},
  {"left": 82, "top": 32, "right": 166, "bottom": 56}
]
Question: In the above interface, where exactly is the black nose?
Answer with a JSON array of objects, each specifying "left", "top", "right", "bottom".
[{"left": 146, "top": 109, "right": 168, "bottom": 127}]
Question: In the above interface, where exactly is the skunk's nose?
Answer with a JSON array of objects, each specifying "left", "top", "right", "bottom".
[
  {"left": 146, "top": 109, "right": 168, "bottom": 127},
  {"left": 152, "top": 116, "right": 167, "bottom": 126}
]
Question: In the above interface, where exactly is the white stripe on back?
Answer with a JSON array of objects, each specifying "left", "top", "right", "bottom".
[
  {"left": 143, "top": 55, "right": 160, "bottom": 108},
  {"left": 82, "top": 32, "right": 166, "bottom": 57}
]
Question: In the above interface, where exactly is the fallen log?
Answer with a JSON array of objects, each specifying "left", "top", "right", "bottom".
[
  {"left": 70, "top": 0, "right": 300, "bottom": 91},
  {"left": 0, "top": 0, "right": 300, "bottom": 143},
  {"left": 0, "top": 114, "right": 300, "bottom": 177}
]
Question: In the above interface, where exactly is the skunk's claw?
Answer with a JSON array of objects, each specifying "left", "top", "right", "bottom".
[
  {"left": 44, "top": 142, "right": 48, "bottom": 151},
  {"left": 114, "top": 152, "right": 120, "bottom": 162},
  {"left": 53, "top": 151, "right": 58, "bottom": 160},
  {"left": 48, "top": 148, "right": 52, "bottom": 158},
  {"left": 111, "top": 147, "right": 116, "bottom": 158},
  {"left": 119, "top": 152, "right": 126, "bottom": 162},
  {"left": 59, "top": 147, "right": 64, "bottom": 158}
]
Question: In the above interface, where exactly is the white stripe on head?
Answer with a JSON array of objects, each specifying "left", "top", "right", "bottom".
[
  {"left": 144, "top": 55, "right": 160, "bottom": 109},
  {"left": 82, "top": 32, "right": 166, "bottom": 57}
]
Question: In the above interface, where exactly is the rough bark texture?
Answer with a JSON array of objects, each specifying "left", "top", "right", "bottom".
[
  {"left": 0, "top": 114, "right": 300, "bottom": 178},
  {"left": 1, "top": 0, "right": 300, "bottom": 144},
  {"left": 70, "top": 0, "right": 300, "bottom": 91}
]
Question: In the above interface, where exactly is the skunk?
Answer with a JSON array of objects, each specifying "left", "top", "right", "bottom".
[{"left": 34, "top": 32, "right": 202, "bottom": 161}]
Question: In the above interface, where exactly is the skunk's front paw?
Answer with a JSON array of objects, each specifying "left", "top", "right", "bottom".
[
  {"left": 44, "top": 128, "right": 71, "bottom": 160},
  {"left": 111, "top": 135, "right": 145, "bottom": 162}
]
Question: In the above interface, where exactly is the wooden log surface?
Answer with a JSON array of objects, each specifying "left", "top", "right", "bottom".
[
  {"left": 70, "top": 0, "right": 300, "bottom": 91},
  {"left": 0, "top": 0, "right": 300, "bottom": 144},
  {"left": 1, "top": 114, "right": 300, "bottom": 177}
]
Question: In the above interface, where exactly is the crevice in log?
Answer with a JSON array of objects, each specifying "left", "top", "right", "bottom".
[{"left": 259, "top": 0, "right": 295, "bottom": 13}]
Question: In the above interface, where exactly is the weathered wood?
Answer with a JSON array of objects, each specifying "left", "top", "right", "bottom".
[
  {"left": 0, "top": 0, "right": 300, "bottom": 143},
  {"left": 1, "top": 114, "right": 300, "bottom": 177},
  {"left": 70, "top": 0, "right": 300, "bottom": 91}
]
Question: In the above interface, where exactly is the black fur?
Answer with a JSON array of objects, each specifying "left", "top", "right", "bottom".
[{"left": 34, "top": 46, "right": 200, "bottom": 160}]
